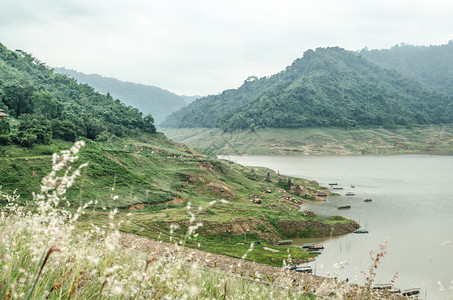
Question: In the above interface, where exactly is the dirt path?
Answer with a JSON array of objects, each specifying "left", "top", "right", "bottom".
[{"left": 120, "top": 232, "right": 405, "bottom": 299}]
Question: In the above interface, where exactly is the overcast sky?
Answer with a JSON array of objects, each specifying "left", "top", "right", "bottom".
[{"left": 1, "top": 0, "right": 452, "bottom": 96}]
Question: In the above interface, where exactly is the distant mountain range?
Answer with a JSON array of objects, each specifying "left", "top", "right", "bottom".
[
  {"left": 360, "top": 41, "right": 453, "bottom": 96},
  {"left": 162, "top": 43, "right": 453, "bottom": 130},
  {"left": 55, "top": 68, "right": 199, "bottom": 124}
]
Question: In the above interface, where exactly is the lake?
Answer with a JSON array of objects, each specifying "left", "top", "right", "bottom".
[{"left": 220, "top": 154, "right": 453, "bottom": 300}]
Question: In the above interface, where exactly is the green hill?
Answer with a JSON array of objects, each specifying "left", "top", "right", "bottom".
[
  {"left": 360, "top": 41, "right": 453, "bottom": 96},
  {"left": 0, "top": 42, "right": 356, "bottom": 264},
  {"left": 162, "top": 47, "right": 453, "bottom": 130},
  {"left": 55, "top": 68, "right": 198, "bottom": 124}
]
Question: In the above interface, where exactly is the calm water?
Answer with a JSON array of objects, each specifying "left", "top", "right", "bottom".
[{"left": 221, "top": 154, "right": 453, "bottom": 300}]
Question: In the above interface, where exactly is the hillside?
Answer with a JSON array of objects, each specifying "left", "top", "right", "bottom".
[
  {"left": 0, "top": 43, "right": 357, "bottom": 264},
  {"left": 55, "top": 68, "right": 198, "bottom": 124},
  {"left": 162, "top": 47, "right": 453, "bottom": 130},
  {"left": 360, "top": 41, "right": 453, "bottom": 96}
]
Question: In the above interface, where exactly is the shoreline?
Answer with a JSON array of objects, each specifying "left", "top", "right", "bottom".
[{"left": 119, "top": 231, "right": 404, "bottom": 299}]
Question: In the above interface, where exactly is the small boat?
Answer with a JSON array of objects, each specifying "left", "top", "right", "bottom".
[
  {"left": 295, "top": 265, "right": 312, "bottom": 273},
  {"left": 307, "top": 244, "right": 324, "bottom": 250},
  {"left": 277, "top": 240, "right": 293, "bottom": 245},
  {"left": 364, "top": 198, "right": 372, "bottom": 202},
  {"left": 332, "top": 187, "right": 343, "bottom": 190},
  {"left": 308, "top": 250, "right": 322, "bottom": 255},
  {"left": 401, "top": 288, "right": 420, "bottom": 296},
  {"left": 338, "top": 204, "right": 351, "bottom": 209},
  {"left": 372, "top": 283, "right": 393, "bottom": 290},
  {"left": 302, "top": 243, "right": 315, "bottom": 248},
  {"left": 329, "top": 183, "right": 338, "bottom": 186},
  {"left": 350, "top": 185, "right": 355, "bottom": 188},
  {"left": 353, "top": 229, "right": 369, "bottom": 234},
  {"left": 346, "top": 192, "right": 355, "bottom": 196},
  {"left": 283, "top": 264, "right": 297, "bottom": 270},
  {"left": 388, "top": 288, "right": 401, "bottom": 294}
]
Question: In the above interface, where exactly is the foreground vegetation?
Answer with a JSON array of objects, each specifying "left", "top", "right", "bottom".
[
  {"left": 163, "top": 124, "right": 453, "bottom": 155},
  {"left": 0, "top": 143, "right": 316, "bottom": 299}
]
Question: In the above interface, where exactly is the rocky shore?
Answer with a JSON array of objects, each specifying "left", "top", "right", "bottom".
[{"left": 120, "top": 232, "right": 405, "bottom": 299}]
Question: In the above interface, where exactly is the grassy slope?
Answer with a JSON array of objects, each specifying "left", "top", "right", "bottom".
[
  {"left": 161, "top": 124, "right": 453, "bottom": 155},
  {"left": 0, "top": 132, "right": 357, "bottom": 266}
]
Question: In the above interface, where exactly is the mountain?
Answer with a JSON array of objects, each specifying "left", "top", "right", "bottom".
[
  {"left": 55, "top": 68, "right": 198, "bottom": 124},
  {"left": 360, "top": 41, "right": 453, "bottom": 96},
  {"left": 162, "top": 47, "right": 453, "bottom": 130}
]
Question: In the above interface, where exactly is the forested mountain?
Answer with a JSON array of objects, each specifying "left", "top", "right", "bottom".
[
  {"left": 162, "top": 47, "right": 453, "bottom": 130},
  {"left": 0, "top": 43, "right": 156, "bottom": 146},
  {"left": 55, "top": 68, "right": 198, "bottom": 124},
  {"left": 360, "top": 41, "right": 453, "bottom": 96}
]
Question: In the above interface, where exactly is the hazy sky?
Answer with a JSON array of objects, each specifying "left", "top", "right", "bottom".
[{"left": 1, "top": 0, "right": 452, "bottom": 96}]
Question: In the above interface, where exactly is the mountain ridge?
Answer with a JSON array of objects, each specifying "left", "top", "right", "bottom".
[{"left": 162, "top": 46, "right": 453, "bottom": 130}]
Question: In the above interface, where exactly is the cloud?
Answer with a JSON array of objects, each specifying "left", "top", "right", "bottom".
[{"left": 0, "top": 0, "right": 452, "bottom": 95}]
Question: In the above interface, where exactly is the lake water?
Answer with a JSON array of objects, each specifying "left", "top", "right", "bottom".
[{"left": 220, "top": 154, "right": 453, "bottom": 300}]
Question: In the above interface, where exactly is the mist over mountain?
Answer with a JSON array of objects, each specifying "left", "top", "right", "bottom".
[
  {"left": 360, "top": 41, "right": 453, "bottom": 96},
  {"left": 162, "top": 46, "right": 453, "bottom": 130},
  {"left": 55, "top": 68, "right": 199, "bottom": 124}
]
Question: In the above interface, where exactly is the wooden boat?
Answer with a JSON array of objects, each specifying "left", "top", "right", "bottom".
[
  {"left": 277, "top": 240, "right": 293, "bottom": 245},
  {"left": 284, "top": 264, "right": 297, "bottom": 270},
  {"left": 307, "top": 244, "right": 324, "bottom": 250},
  {"left": 372, "top": 283, "right": 393, "bottom": 290},
  {"left": 346, "top": 192, "right": 355, "bottom": 196},
  {"left": 353, "top": 229, "right": 369, "bottom": 234},
  {"left": 332, "top": 187, "right": 343, "bottom": 190},
  {"left": 308, "top": 250, "right": 322, "bottom": 255},
  {"left": 302, "top": 243, "right": 315, "bottom": 248},
  {"left": 364, "top": 198, "right": 372, "bottom": 202},
  {"left": 295, "top": 265, "right": 312, "bottom": 273},
  {"left": 329, "top": 183, "right": 338, "bottom": 186},
  {"left": 401, "top": 288, "right": 420, "bottom": 296},
  {"left": 338, "top": 204, "right": 351, "bottom": 209},
  {"left": 388, "top": 288, "right": 401, "bottom": 294}
]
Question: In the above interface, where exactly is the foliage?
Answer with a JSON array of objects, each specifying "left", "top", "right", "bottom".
[
  {"left": 162, "top": 47, "right": 453, "bottom": 130},
  {"left": 0, "top": 44, "right": 156, "bottom": 147}
]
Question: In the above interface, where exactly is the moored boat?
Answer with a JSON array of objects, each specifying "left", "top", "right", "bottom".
[
  {"left": 338, "top": 204, "right": 351, "bottom": 209},
  {"left": 353, "top": 229, "right": 369, "bottom": 234},
  {"left": 372, "top": 283, "right": 393, "bottom": 290},
  {"left": 295, "top": 265, "right": 312, "bottom": 273},
  {"left": 401, "top": 288, "right": 420, "bottom": 296},
  {"left": 346, "top": 192, "right": 355, "bottom": 196},
  {"left": 307, "top": 244, "right": 324, "bottom": 250},
  {"left": 302, "top": 243, "right": 315, "bottom": 248}
]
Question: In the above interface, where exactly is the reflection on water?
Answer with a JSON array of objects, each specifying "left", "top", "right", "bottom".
[{"left": 221, "top": 154, "right": 453, "bottom": 300}]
